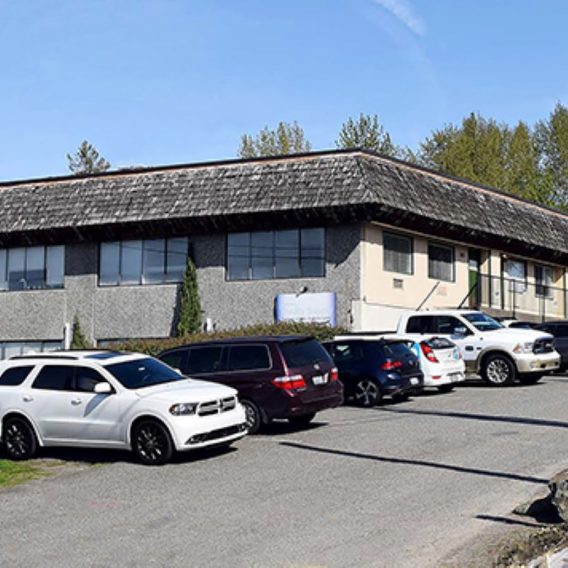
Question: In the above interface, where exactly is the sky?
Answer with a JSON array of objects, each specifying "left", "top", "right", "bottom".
[{"left": 0, "top": 0, "right": 567, "bottom": 181}]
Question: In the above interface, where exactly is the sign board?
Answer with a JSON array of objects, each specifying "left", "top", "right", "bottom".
[{"left": 275, "top": 292, "right": 337, "bottom": 326}]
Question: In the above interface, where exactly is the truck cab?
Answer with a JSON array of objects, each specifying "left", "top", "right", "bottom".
[{"left": 396, "top": 310, "right": 560, "bottom": 386}]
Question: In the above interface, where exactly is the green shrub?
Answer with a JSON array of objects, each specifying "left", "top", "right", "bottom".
[
  {"left": 107, "top": 321, "right": 347, "bottom": 357},
  {"left": 71, "top": 315, "right": 93, "bottom": 350}
]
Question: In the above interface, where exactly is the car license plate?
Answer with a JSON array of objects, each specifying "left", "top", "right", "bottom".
[
  {"left": 410, "top": 377, "right": 419, "bottom": 386},
  {"left": 313, "top": 375, "right": 327, "bottom": 385}
]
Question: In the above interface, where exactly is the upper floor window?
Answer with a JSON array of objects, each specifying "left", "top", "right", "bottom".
[
  {"left": 227, "top": 228, "right": 325, "bottom": 281},
  {"left": 383, "top": 232, "right": 413, "bottom": 275},
  {"left": 428, "top": 242, "right": 455, "bottom": 282},
  {"left": 0, "top": 245, "right": 64, "bottom": 291},
  {"left": 99, "top": 238, "right": 188, "bottom": 286}
]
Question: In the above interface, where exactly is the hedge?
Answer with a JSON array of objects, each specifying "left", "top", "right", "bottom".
[{"left": 107, "top": 321, "right": 348, "bottom": 357}]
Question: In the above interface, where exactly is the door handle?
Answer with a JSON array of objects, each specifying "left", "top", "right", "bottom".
[
  {"left": 71, "top": 399, "right": 83, "bottom": 405},
  {"left": 22, "top": 395, "right": 34, "bottom": 402}
]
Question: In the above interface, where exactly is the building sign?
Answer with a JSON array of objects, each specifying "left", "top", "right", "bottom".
[{"left": 275, "top": 292, "right": 337, "bottom": 326}]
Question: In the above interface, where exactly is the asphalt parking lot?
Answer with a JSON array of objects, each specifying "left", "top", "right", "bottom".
[{"left": 2, "top": 376, "right": 568, "bottom": 568}]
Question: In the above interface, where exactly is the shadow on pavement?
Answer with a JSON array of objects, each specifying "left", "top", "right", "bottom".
[
  {"left": 279, "top": 440, "right": 548, "bottom": 485},
  {"left": 376, "top": 406, "right": 568, "bottom": 430},
  {"left": 259, "top": 421, "right": 328, "bottom": 436}
]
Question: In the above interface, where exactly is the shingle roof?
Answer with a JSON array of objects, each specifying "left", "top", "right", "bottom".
[{"left": 0, "top": 149, "right": 567, "bottom": 263}]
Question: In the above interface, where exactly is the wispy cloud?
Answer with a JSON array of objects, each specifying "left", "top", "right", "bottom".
[{"left": 372, "top": 0, "right": 426, "bottom": 36}]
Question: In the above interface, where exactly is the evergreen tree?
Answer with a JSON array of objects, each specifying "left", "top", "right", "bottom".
[
  {"left": 238, "top": 121, "right": 312, "bottom": 158},
  {"left": 505, "top": 121, "right": 540, "bottom": 200},
  {"left": 336, "top": 113, "right": 399, "bottom": 156},
  {"left": 70, "top": 315, "right": 92, "bottom": 350},
  {"left": 67, "top": 140, "right": 111, "bottom": 174},
  {"left": 176, "top": 253, "right": 202, "bottom": 336}
]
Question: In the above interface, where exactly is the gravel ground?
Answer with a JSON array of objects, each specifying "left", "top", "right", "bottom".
[{"left": 2, "top": 376, "right": 568, "bottom": 568}]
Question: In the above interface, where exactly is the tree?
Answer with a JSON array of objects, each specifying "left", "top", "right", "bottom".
[
  {"left": 67, "top": 140, "right": 111, "bottom": 174},
  {"left": 535, "top": 103, "right": 568, "bottom": 208},
  {"left": 238, "top": 121, "right": 312, "bottom": 158},
  {"left": 176, "top": 253, "right": 202, "bottom": 336},
  {"left": 70, "top": 315, "right": 92, "bottom": 350},
  {"left": 336, "top": 113, "right": 399, "bottom": 156},
  {"left": 505, "top": 121, "right": 540, "bottom": 201}
]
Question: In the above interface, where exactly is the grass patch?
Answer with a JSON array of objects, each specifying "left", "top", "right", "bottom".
[{"left": 0, "top": 459, "right": 50, "bottom": 489}]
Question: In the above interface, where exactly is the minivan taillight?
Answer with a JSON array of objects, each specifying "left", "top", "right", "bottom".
[
  {"left": 272, "top": 374, "right": 306, "bottom": 390},
  {"left": 381, "top": 360, "right": 403, "bottom": 371},
  {"left": 420, "top": 342, "right": 439, "bottom": 363},
  {"left": 330, "top": 368, "right": 339, "bottom": 382}
]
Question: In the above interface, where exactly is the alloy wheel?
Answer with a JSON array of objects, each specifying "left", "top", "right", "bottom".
[
  {"left": 135, "top": 423, "right": 169, "bottom": 464},
  {"left": 354, "top": 379, "right": 380, "bottom": 407},
  {"left": 241, "top": 400, "right": 261, "bottom": 434},
  {"left": 486, "top": 359, "right": 511, "bottom": 384},
  {"left": 4, "top": 420, "right": 35, "bottom": 459}
]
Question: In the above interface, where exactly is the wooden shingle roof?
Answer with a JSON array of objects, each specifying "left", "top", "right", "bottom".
[{"left": 0, "top": 149, "right": 567, "bottom": 263}]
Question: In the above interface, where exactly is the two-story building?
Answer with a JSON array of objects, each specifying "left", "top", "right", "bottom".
[{"left": 1, "top": 149, "right": 567, "bottom": 357}]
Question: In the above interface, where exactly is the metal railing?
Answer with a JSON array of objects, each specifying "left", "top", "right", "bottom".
[{"left": 460, "top": 273, "right": 567, "bottom": 321}]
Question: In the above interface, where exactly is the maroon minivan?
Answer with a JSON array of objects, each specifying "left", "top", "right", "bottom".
[{"left": 158, "top": 336, "right": 343, "bottom": 433}]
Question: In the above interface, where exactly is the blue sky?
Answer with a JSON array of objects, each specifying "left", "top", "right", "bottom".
[{"left": 1, "top": 0, "right": 567, "bottom": 180}]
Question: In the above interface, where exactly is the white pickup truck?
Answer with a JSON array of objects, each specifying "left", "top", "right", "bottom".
[{"left": 396, "top": 310, "right": 560, "bottom": 386}]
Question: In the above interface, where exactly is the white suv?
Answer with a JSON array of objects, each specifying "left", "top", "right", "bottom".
[{"left": 0, "top": 351, "right": 247, "bottom": 465}]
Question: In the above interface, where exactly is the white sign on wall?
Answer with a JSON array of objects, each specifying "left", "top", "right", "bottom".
[{"left": 275, "top": 292, "right": 337, "bottom": 326}]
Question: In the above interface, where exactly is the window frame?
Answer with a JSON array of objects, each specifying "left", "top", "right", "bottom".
[
  {"left": 382, "top": 231, "right": 414, "bottom": 276},
  {"left": 98, "top": 237, "right": 188, "bottom": 287},
  {"left": 226, "top": 228, "right": 326, "bottom": 282},
  {"left": 427, "top": 241, "right": 455, "bottom": 282}
]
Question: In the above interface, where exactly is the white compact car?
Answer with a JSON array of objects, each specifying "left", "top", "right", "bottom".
[
  {"left": 0, "top": 351, "right": 247, "bottom": 465},
  {"left": 407, "top": 336, "right": 466, "bottom": 392}
]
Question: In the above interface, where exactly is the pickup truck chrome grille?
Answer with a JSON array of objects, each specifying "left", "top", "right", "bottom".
[
  {"left": 197, "top": 396, "right": 237, "bottom": 416},
  {"left": 533, "top": 338, "right": 554, "bottom": 354}
]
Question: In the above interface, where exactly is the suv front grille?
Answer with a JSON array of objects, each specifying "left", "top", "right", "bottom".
[
  {"left": 533, "top": 338, "right": 555, "bottom": 354},
  {"left": 197, "top": 396, "right": 237, "bottom": 417}
]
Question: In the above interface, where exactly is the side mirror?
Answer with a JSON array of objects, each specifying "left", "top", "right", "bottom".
[
  {"left": 454, "top": 327, "right": 468, "bottom": 336},
  {"left": 94, "top": 382, "right": 113, "bottom": 394}
]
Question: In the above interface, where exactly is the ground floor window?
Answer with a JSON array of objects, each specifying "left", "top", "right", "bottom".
[
  {"left": 428, "top": 242, "right": 455, "bottom": 282},
  {"left": 383, "top": 231, "right": 413, "bottom": 275},
  {"left": 0, "top": 340, "right": 63, "bottom": 360},
  {"left": 504, "top": 259, "right": 527, "bottom": 293},
  {"left": 227, "top": 228, "right": 325, "bottom": 281},
  {"left": 535, "top": 264, "right": 554, "bottom": 298}
]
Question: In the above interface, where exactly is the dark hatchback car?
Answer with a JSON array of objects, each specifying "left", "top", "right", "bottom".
[
  {"left": 158, "top": 336, "right": 343, "bottom": 433},
  {"left": 323, "top": 338, "right": 424, "bottom": 407},
  {"left": 534, "top": 321, "right": 568, "bottom": 371}
]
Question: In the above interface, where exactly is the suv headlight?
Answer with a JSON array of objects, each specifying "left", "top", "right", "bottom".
[
  {"left": 169, "top": 403, "right": 198, "bottom": 416},
  {"left": 513, "top": 342, "right": 534, "bottom": 354}
]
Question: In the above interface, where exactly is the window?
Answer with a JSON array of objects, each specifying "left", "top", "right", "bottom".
[
  {"left": 99, "top": 238, "right": 188, "bottom": 286},
  {"left": 406, "top": 316, "right": 436, "bottom": 334},
  {"left": 435, "top": 316, "right": 466, "bottom": 335},
  {"left": 0, "top": 366, "right": 33, "bottom": 386},
  {"left": 160, "top": 351, "right": 186, "bottom": 371},
  {"left": 328, "top": 343, "right": 365, "bottom": 364},
  {"left": 504, "top": 259, "right": 527, "bottom": 294},
  {"left": 428, "top": 242, "right": 455, "bottom": 282},
  {"left": 227, "top": 345, "right": 271, "bottom": 372},
  {"left": 0, "top": 341, "right": 63, "bottom": 360},
  {"left": 280, "top": 339, "right": 332, "bottom": 368},
  {"left": 75, "top": 367, "right": 108, "bottom": 393},
  {"left": 186, "top": 347, "right": 224, "bottom": 374},
  {"left": 33, "top": 365, "right": 74, "bottom": 391},
  {"left": 383, "top": 232, "right": 413, "bottom": 275},
  {"left": 406, "top": 315, "right": 472, "bottom": 335},
  {"left": 0, "top": 245, "right": 64, "bottom": 291},
  {"left": 227, "top": 228, "right": 325, "bottom": 281},
  {"left": 106, "top": 358, "right": 184, "bottom": 389},
  {"left": 535, "top": 265, "right": 554, "bottom": 298}
]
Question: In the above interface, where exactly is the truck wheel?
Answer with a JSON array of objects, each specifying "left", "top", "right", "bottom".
[
  {"left": 482, "top": 353, "right": 516, "bottom": 386},
  {"left": 518, "top": 374, "right": 542, "bottom": 385}
]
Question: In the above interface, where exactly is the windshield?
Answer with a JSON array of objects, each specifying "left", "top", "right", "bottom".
[
  {"left": 106, "top": 357, "right": 185, "bottom": 389},
  {"left": 463, "top": 313, "right": 503, "bottom": 332}
]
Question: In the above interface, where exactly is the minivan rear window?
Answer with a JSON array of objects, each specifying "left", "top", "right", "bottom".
[{"left": 280, "top": 339, "right": 332, "bottom": 368}]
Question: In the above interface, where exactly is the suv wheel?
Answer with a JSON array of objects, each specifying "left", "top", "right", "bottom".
[
  {"left": 132, "top": 420, "right": 174, "bottom": 465},
  {"left": 482, "top": 354, "right": 516, "bottom": 386},
  {"left": 354, "top": 378, "right": 382, "bottom": 407},
  {"left": 241, "top": 400, "right": 262, "bottom": 435},
  {"left": 2, "top": 417, "right": 38, "bottom": 461}
]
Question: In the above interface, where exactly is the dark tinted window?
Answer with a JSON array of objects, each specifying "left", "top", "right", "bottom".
[
  {"left": 384, "top": 341, "right": 414, "bottom": 359},
  {"left": 406, "top": 316, "right": 436, "bottom": 334},
  {"left": 435, "top": 316, "right": 465, "bottom": 335},
  {"left": 0, "top": 366, "right": 33, "bottom": 386},
  {"left": 160, "top": 351, "right": 186, "bottom": 371},
  {"left": 227, "top": 345, "right": 271, "bottom": 372},
  {"left": 106, "top": 358, "right": 184, "bottom": 389},
  {"left": 75, "top": 367, "right": 107, "bottom": 393},
  {"left": 280, "top": 339, "right": 332, "bottom": 368},
  {"left": 423, "top": 337, "right": 455, "bottom": 350},
  {"left": 186, "top": 347, "right": 224, "bottom": 374},
  {"left": 327, "top": 343, "right": 365, "bottom": 363},
  {"left": 33, "top": 365, "right": 74, "bottom": 391}
]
